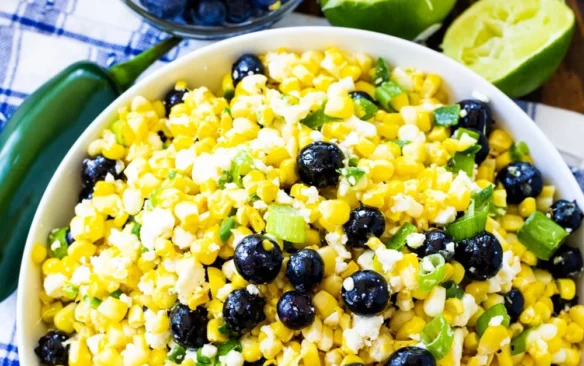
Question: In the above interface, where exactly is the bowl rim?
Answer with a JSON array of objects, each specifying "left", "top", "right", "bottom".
[{"left": 17, "top": 26, "right": 584, "bottom": 364}]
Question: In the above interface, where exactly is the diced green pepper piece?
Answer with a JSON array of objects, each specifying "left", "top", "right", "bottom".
[
  {"left": 386, "top": 222, "right": 417, "bottom": 250},
  {"left": 352, "top": 97, "right": 378, "bottom": 120},
  {"left": 434, "top": 105, "right": 461, "bottom": 126},
  {"left": 454, "top": 127, "right": 480, "bottom": 141},
  {"left": 300, "top": 103, "right": 342, "bottom": 130},
  {"left": 220, "top": 217, "right": 237, "bottom": 243},
  {"left": 232, "top": 151, "right": 254, "bottom": 188},
  {"left": 510, "top": 141, "right": 530, "bottom": 162},
  {"left": 373, "top": 57, "right": 390, "bottom": 86},
  {"left": 48, "top": 227, "right": 69, "bottom": 259},
  {"left": 109, "top": 289, "right": 123, "bottom": 299},
  {"left": 518, "top": 211, "right": 568, "bottom": 260},
  {"left": 218, "top": 339, "right": 242, "bottom": 356},
  {"left": 421, "top": 314, "right": 454, "bottom": 360},
  {"left": 375, "top": 81, "right": 404, "bottom": 111},
  {"left": 442, "top": 280, "right": 464, "bottom": 299},
  {"left": 83, "top": 295, "right": 102, "bottom": 309},
  {"left": 446, "top": 145, "right": 480, "bottom": 177},
  {"left": 111, "top": 119, "right": 126, "bottom": 146},
  {"left": 167, "top": 345, "right": 186, "bottom": 364}
]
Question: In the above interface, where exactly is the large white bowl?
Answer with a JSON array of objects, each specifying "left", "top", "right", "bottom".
[{"left": 17, "top": 26, "right": 584, "bottom": 364}]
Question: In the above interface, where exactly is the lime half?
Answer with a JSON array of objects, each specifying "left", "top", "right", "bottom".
[
  {"left": 321, "top": 0, "right": 457, "bottom": 41},
  {"left": 443, "top": 0, "right": 575, "bottom": 98}
]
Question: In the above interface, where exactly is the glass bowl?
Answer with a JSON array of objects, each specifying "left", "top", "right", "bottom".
[{"left": 121, "top": 0, "right": 303, "bottom": 40}]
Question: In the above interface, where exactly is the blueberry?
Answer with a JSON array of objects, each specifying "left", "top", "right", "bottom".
[
  {"left": 345, "top": 364, "right": 365, "bottom": 366},
  {"left": 455, "top": 231, "right": 503, "bottom": 280},
  {"left": 342, "top": 270, "right": 389, "bottom": 316},
  {"left": 170, "top": 304, "right": 209, "bottom": 348},
  {"left": 232, "top": 54, "right": 265, "bottom": 86},
  {"left": 251, "top": 0, "right": 277, "bottom": 9},
  {"left": 35, "top": 330, "right": 69, "bottom": 366},
  {"left": 504, "top": 289, "right": 524, "bottom": 323},
  {"left": 286, "top": 249, "right": 325, "bottom": 292},
  {"left": 296, "top": 142, "right": 345, "bottom": 189},
  {"left": 79, "top": 186, "right": 93, "bottom": 201},
  {"left": 457, "top": 99, "right": 493, "bottom": 136},
  {"left": 225, "top": 0, "right": 252, "bottom": 23},
  {"left": 343, "top": 206, "right": 385, "bottom": 248},
  {"left": 496, "top": 162, "right": 543, "bottom": 204},
  {"left": 234, "top": 234, "right": 283, "bottom": 284},
  {"left": 454, "top": 127, "right": 489, "bottom": 164},
  {"left": 551, "top": 294, "right": 579, "bottom": 315},
  {"left": 546, "top": 246, "right": 583, "bottom": 279},
  {"left": 187, "top": 0, "right": 227, "bottom": 26},
  {"left": 223, "top": 288, "right": 266, "bottom": 333},
  {"left": 82, "top": 155, "right": 121, "bottom": 188},
  {"left": 349, "top": 91, "right": 376, "bottom": 103},
  {"left": 140, "top": 0, "right": 189, "bottom": 18},
  {"left": 413, "top": 229, "right": 455, "bottom": 261},
  {"left": 164, "top": 88, "right": 188, "bottom": 116},
  {"left": 277, "top": 291, "right": 316, "bottom": 330},
  {"left": 548, "top": 200, "right": 584, "bottom": 232},
  {"left": 385, "top": 346, "right": 436, "bottom": 366},
  {"left": 65, "top": 229, "right": 74, "bottom": 245}
]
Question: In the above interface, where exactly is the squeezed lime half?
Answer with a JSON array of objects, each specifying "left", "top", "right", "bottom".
[
  {"left": 443, "top": 0, "right": 575, "bottom": 98},
  {"left": 321, "top": 0, "right": 457, "bottom": 41}
]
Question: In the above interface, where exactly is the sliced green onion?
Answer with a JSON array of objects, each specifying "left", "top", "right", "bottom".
[
  {"left": 338, "top": 167, "right": 366, "bottom": 186},
  {"left": 220, "top": 217, "right": 237, "bottom": 243},
  {"left": 196, "top": 348, "right": 214, "bottom": 364},
  {"left": 510, "top": 141, "right": 530, "bottom": 162},
  {"left": 167, "top": 345, "right": 186, "bottom": 364},
  {"left": 442, "top": 280, "right": 464, "bottom": 299},
  {"left": 218, "top": 322, "right": 232, "bottom": 335},
  {"left": 518, "top": 211, "right": 568, "bottom": 260},
  {"left": 218, "top": 339, "right": 242, "bottom": 356},
  {"left": 391, "top": 140, "right": 411, "bottom": 150},
  {"left": 421, "top": 314, "right": 454, "bottom": 360},
  {"left": 419, "top": 254, "right": 446, "bottom": 293},
  {"left": 453, "top": 127, "right": 480, "bottom": 141},
  {"left": 348, "top": 157, "right": 359, "bottom": 167},
  {"left": 266, "top": 204, "right": 306, "bottom": 243},
  {"left": 386, "top": 222, "right": 417, "bottom": 250},
  {"left": 373, "top": 57, "right": 390, "bottom": 86},
  {"left": 83, "top": 295, "right": 102, "bottom": 309},
  {"left": 109, "top": 289, "right": 123, "bottom": 299},
  {"left": 231, "top": 151, "right": 254, "bottom": 188},
  {"left": 473, "top": 185, "right": 494, "bottom": 209},
  {"left": 375, "top": 81, "right": 403, "bottom": 111},
  {"left": 168, "top": 169, "right": 179, "bottom": 180},
  {"left": 476, "top": 303, "right": 511, "bottom": 337},
  {"left": 63, "top": 284, "right": 79, "bottom": 300},
  {"left": 248, "top": 193, "right": 260, "bottom": 202},
  {"left": 218, "top": 170, "right": 233, "bottom": 189},
  {"left": 111, "top": 120, "right": 126, "bottom": 146},
  {"left": 446, "top": 145, "right": 480, "bottom": 177},
  {"left": 131, "top": 220, "right": 142, "bottom": 239},
  {"left": 300, "top": 103, "right": 342, "bottom": 130},
  {"left": 352, "top": 97, "right": 378, "bottom": 120},
  {"left": 510, "top": 329, "right": 531, "bottom": 355},
  {"left": 434, "top": 105, "right": 461, "bottom": 127},
  {"left": 283, "top": 94, "right": 299, "bottom": 105},
  {"left": 48, "top": 227, "right": 69, "bottom": 259},
  {"left": 446, "top": 195, "right": 490, "bottom": 242}
]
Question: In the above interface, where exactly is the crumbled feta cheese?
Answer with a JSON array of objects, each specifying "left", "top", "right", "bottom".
[
  {"left": 246, "top": 284, "right": 260, "bottom": 296},
  {"left": 324, "top": 312, "right": 340, "bottom": 327},
  {"left": 86, "top": 334, "right": 103, "bottom": 355},
  {"left": 121, "top": 341, "right": 149, "bottom": 366},
  {"left": 201, "top": 344, "right": 218, "bottom": 358},
  {"left": 538, "top": 324, "right": 558, "bottom": 340},
  {"left": 406, "top": 233, "right": 426, "bottom": 249},
  {"left": 400, "top": 106, "right": 417, "bottom": 125},
  {"left": 432, "top": 206, "right": 457, "bottom": 225},
  {"left": 343, "top": 329, "right": 365, "bottom": 353},
  {"left": 251, "top": 128, "right": 285, "bottom": 151},
  {"left": 398, "top": 124, "right": 425, "bottom": 142},
  {"left": 44, "top": 274, "right": 67, "bottom": 298},
  {"left": 109, "top": 229, "right": 141, "bottom": 258},
  {"left": 459, "top": 109, "right": 468, "bottom": 118},
  {"left": 70, "top": 266, "right": 91, "bottom": 286},
  {"left": 174, "top": 257, "right": 205, "bottom": 303},
  {"left": 452, "top": 294, "right": 479, "bottom": 327},
  {"left": 345, "top": 116, "right": 377, "bottom": 137},
  {"left": 276, "top": 190, "right": 294, "bottom": 205},
  {"left": 459, "top": 132, "right": 478, "bottom": 146},
  {"left": 343, "top": 277, "right": 355, "bottom": 291},
  {"left": 325, "top": 231, "right": 351, "bottom": 259},
  {"left": 122, "top": 188, "right": 144, "bottom": 215},
  {"left": 342, "top": 314, "right": 384, "bottom": 353},
  {"left": 357, "top": 250, "right": 375, "bottom": 270},
  {"left": 391, "top": 193, "right": 424, "bottom": 217},
  {"left": 472, "top": 90, "right": 490, "bottom": 103},
  {"left": 91, "top": 252, "right": 132, "bottom": 280},
  {"left": 446, "top": 241, "right": 455, "bottom": 253},
  {"left": 265, "top": 52, "right": 298, "bottom": 82},
  {"left": 375, "top": 248, "right": 403, "bottom": 273},
  {"left": 309, "top": 130, "right": 323, "bottom": 142},
  {"left": 172, "top": 226, "right": 195, "bottom": 249},
  {"left": 252, "top": 200, "right": 268, "bottom": 210},
  {"left": 487, "top": 250, "right": 521, "bottom": 293},
  {"left": 489, "top": 315, "right": 504, "bottom": 326},
  {"left": 175, "top": 148, "right": 197, "bottom": 172},
  {"left": 220, "top": 350, "right": 244, "bottom": 366},
  {"left": 303, "top": 186, "right": 320, "bottom": 204},
  {"left": 119, "top": 294, "right": 133, "bottom": 307},
  {"left": 140, "top": 208, "right": 175, "bottom": 250}
]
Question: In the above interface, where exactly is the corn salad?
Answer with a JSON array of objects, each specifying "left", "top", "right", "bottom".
[{"left": 33, "top": 47, "right": 584, "bottom": 366}]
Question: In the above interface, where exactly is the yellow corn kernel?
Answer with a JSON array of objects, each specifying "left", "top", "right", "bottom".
[
  {"left": 422, "top": 74, "right": 442, "bottom": 97},
  {"left": 396, "top": 316, "right": 426, "bottom": 340},
  {"left": 272, "top": 321, "right": 294, "bottom": 342},
  {"left": 69, "top": 340, "right": 92, "bottom": 366},
  {"left": 279, "top": 77, "right": 301, "bottom": 93},
  {"left": 314, "top": 74, "right": 335, "bottom": 92},
  {"left": 318, "top": 247, "right": 337, "bottom": 278},
  {"left": 565, "top": 322, "right": 584, "bottom": 343},
  {"left": 517, "top": 197, "right": 536, "bottom": 218},
  {"left": 279, "top": 158, "right": 298, "bottom": 187},
  {"left": 98, "top": 297, "right": 129, "bottom": 322},
  {"left": 501, "top": 214, "right": 524, "bottom": 232},
  {"left": 537, "top": 185, "right": 555, "bottom": 211},
  {"left": 416, "top": 111, "right": 432, "bottom": 132},
  {"left": 241, "top": 336, "right": 262, "bottom": 363},
  {"left": 31, "top": 243, "right": 48, "bottom": 264},
  {"left": 67, "top": 240, "right": 97, "bottom": 261},
  {"left": 340, "top": 261, "right": 359, "bottom": 279},
  {"left": 340, "top": 64, "right": 361, "bottom": 81},
  {"left": 558, "top": 278, "right": 576, "bottom": 300},
  {"left": 489, "top": 129, "right": 513, "bottom": 154},
  {"left": 208, "top": 319, "right": 229, "bottom": 343},
  {"left": 128, "top": 305, "right": 145, "bottom": 328},
  {"left": 319, "top": 200, "right": 351, "bottom": 226},
  {"left": 265, "top": 146, "right": 290, "bottom": 167},
  {"left": 449, "top": 260, "right": 465, "bottom": 284},
  {"left": 355, "top": 81, "right": 376, "bottom": 98},
  {"left": 313, "top": 290, "right": 339, "bottom": 318},
  {"left": 521, "top": 250, "right": 538, "bottom": 266},
  {"left": 478, "top": 325, "right": 510, "bottom": 354},
  {"left": 445, "top": 298, "right": 464, "bottom": 316},
  {"left": 42, "top": 258, "right": 66, "bottom": 276},
  {"left": 464, "top": 332, "right": 479, "bottom": 352},
  {"left": 53, "top": 302, "right": 76, "bottom": 334},
  {"left": 302, "top": 343, "right": 321, "bottom": 366},
  {"left": 466, "top": 281, "right": 489, "bottom": 303}
]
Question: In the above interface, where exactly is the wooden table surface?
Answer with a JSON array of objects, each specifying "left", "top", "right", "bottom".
[{"left": 296, "top": 0, "right": 584, "bottom": 114}]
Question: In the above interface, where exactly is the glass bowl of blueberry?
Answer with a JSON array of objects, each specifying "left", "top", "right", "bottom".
[{"left": 122, "top": 0, "right": 303, "bottom": 39}]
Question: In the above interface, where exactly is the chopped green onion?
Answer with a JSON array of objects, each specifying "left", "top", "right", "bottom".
[
  {"left": 446, "top": 145, "right": 480, "bottom": 177},
  {"left": 386, "top": 222, "right": 417, "bottom": 250},
  {"left": 418, "top": 254, "right": 446, "bottom": 293},
  {"left": 220, "top": 217, "right": 237, "bottom": 243},
  {"left": 352, "top": 97, "right": 378, "bottom": 120},
  {"left": 476, "top": 304, "right": 510, "bottom": 337},
  {"left": 266, "top": 204, "right": 306, "bottom": 243},
  {"left": 348, "top": 157, "right": 359, "bottom": 167},
  {"left": 111, "top": 120, "right": 126, "bottom": 146},
  {"left": 109, "top": 289, "right": 123, "bottom": 299},
  {"left": 446, "top": 191, "right": 491, "bottom": 241},
  {"left": 391, "top": 140, "right": 411, "bottom": 150},
  {"left": 373, "top": 57, "right": 390, "bottom": 86},
  {"left": 168, "top": 169, "right": 179, "bottom": 179},
  {"left": 453, "top": 128, "right": 480, "bottom": 141},
  {"left": 473, "top": 185, "right": 494, "bottom": 209},
  {"left": 218, "top": 339, "right": 242, "bottom": 356},
  {"left": 218, "top": 170, "right": 233, "bottom": 189},
  {"left": 375, "top": 81, "right": 403, "bottom": 111},
  {"left": 83, "top": 295, "right": 102, "bottom": 309},
  {"left": 231, "top": 151, "right": 254, "bottom": 188},
  {"left": 510, "top": 141, "right": 530, "bottom": 162},
  {"left": 421, "top": 314, "right": 454, "bottom": 360},
  {"left": 63, "top": 284, "right": 79, "bottom": 300},
  {"left": 196, "top": 348, "right": 214, "bottom": 364},
  {"left": 248, "top": 193, "right": 260, "bottom": 201},
  {"left": 141, "top": 246, "right": 149, "bottom": 253},
  {"left": 510, "top": 329, "right": 531, "bottom": 355},
  {"left": 48, "top": 227, "right": 69, "bottom": 259},
  {"left": 218, "top": 322, "right": 232, "bottom": 335},
  {"left": 131, "top": 221, "right": 142, "bottom": 239},
  {"left": 167, "top": 345, "right": 186, "bottom": 364},
  {"left": 434, "top": 105, "right": 461, "bottom": 126},
  {"left": 518, "top": 211, "right": 568, "bottom": 260},
  {"left": 283, "top": 94, "right": 299, "bottom": 105},
  {"left": 442, "top": 280, "right": 464, "bottom": 299},
  {"left": 300, "top": 103, "right": 342, "bottom": 130},
  {"left": 148, "top": 187, "right": 161, "bottom": 209},
  {"left": 338, "top": 167, "right": 366, "bottom": 186}
]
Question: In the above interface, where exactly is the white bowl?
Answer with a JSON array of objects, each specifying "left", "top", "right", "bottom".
[{"left": 17, "top": 26, "right": 584, "bottom": 364}]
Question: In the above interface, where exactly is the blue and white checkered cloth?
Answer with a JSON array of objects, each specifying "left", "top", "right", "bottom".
[{"left": 1, "top": 1, "right": 584, "bottom": 364}]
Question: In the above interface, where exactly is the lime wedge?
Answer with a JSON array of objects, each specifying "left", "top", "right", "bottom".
[
  {"left": 321, "top": 0, "right": 456, "bottom": 41},
  {"left": 443, "top": 0, "right": 575, "bottom": 98}
]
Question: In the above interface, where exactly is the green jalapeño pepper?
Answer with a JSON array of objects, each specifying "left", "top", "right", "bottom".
[{"left": 0, "top": 37, "right": 181, "bottom": 301}]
